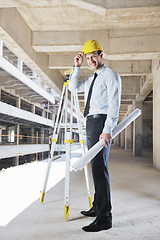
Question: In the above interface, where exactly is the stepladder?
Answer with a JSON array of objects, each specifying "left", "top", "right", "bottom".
[{"left": 40, "top": 73, "right": 93, "bottom": 221}]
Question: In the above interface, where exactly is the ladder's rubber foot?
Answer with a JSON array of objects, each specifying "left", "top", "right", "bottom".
[
  {"left": 40, "top": 192, "right": 45, "bottom": 204},
  {"left": 64, "top": 205, "right": 69, "bottom": 221}
]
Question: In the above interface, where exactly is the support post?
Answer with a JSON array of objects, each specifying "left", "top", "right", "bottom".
[
  {"left": 41, "top": 128, "right": 44, "bottom": 160},
  {"left": 120, "top": 130, "right": 125, "bottom": 148},
  {"left": 133, "top": 102, "right": 142, "bottom": 156},
  {"left": 153, "top": 60, "right": 160, "bottom": 170},
  {"left": 125, "top": 123, "right": 132, "bottom": 151},
  {"left": 17, "top": 57, "right": 23, "bottom": 72},
  {"left": 36, "top": 131, "right": 38, "bottom": 161},
  {"left": 0, "top": 40, "right": 3, "bottom": 57},
  {"left": 114, "top": 135, "right": 120, "bottom": 146},
  {"left": 16, "top": 97, "right": 21, "bottom": 108},
  {"left": 17, "top": 124, "right": 20, "bottom": 165}
]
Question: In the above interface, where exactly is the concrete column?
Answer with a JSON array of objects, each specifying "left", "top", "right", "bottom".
[
  {"left": 17, "top": 58, "right": 23, "bottom": 72},
  {"left": 133, "top": 102, "right": 143, "bottom": 156},
  {"left": 125, "top": 123, "right": 132, "bottom": 151},
  {"left": 6, "top": 127, "right": 9, "bottom": 143},
  {"left": 114, "top": 135, "right": 120, "bottom": 147},
  {"left": 153, "top": 60, "right": 160, "bottom": 170},
  {"left": 120, "top": 130, "right": 125, "bottom": 148},
  {"left": 48, "top": 127, "right": 52, "bottom": 153},
  {"left": 16, "top": 124, "right": 20, "bottom": 165},
  {"left": 40, "top": 127, "right": 44, "bottom": 144},
  {"left": 0, "top": 40, "right": 3, "bottom": 57},
  {"left": 52, "top": 107, "right": 56, "bottom": 122},
  {"left": 31, "top": 127, "right": 34, "bottom": 144},
  {"left": 0, "top": 129, "right": 2, "bottom": 143},
  {"left": 142, "top": 117, "right": 152, "bottom": 148},
  {"left": 40, "top": 128, "right": 44, "bottom": 160},
  {"left": 16, "top": 97, "right": 21, "bottom": 108},
  {"left": 12, "top": 157, "right": 17, "bottom": 167},
  {"left": 61, "top": 129, "right": 65, "bottom": 144},
  {"left": 31, "top": 104, "right": 35, "bottom": 114},
  {"left": 52, "top": 112, "right": 55, "bottom": 121},
  {"left": 42, "top": 109, "right": 46, "bottom": 118}
]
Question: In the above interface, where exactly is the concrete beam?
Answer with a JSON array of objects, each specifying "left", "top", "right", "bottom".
[
  {"left": 0, "top": 8, "right": 63, "bottom": 96},
  {"left": 0, "top": 144, "right": 49, "bottom": 159},
  {"left": 18, "top": 6, "right": 160, "bottom": 31},
  {"left": 0, "top": 0, "right": 106, "bottom": 15},
  {"left": 0, "top": 70, "right": 15, "bottom": 77},
  {"left": 35, "top": 45, "right": 83, "bottom": 53},
  {"left": 0, "top": 79, "right": 18, "bottom": 85},
  {"left": 106, "top": 27, "right": 160, "bottom": 60},
  {"left": 0, "top": 56, "right": 55, "bottom": 104},
  {"left": 32, "top": 30, "right": 108, "bottom": 52},
  {"left": 0, "top": 0, "right": 64, "bottom": 7},
  {"left": 5, "top": 84, "right": 24, "bottom": 89},
  {"left": 104, "top": 0, "right": 160, "bottom": 9},
  {"left": 119, "top": 105, "right": 128, "bottom": 113},
  {"left": 104, "top": 52, "right": 160, "bottom": 61},
  {"left": 136, "top": 74, "right": 153, "bottom": 101},
  {"left": 122, "top": 77, "right": 140, "bottom": 95},
  {"left": 49, "top": 55, "right": 152, "bottom": 76},
  {"left": 15, "top": 89, "right": 34, "bottom": 95},
  {"left": 0, "top": 101, "right": 53, "bottom": 127},
  {"left": 0, "top": 0, "right": 160, "bottom": 9},
  {"left": 49, "top": 54, "right": 82, "bottom": 69},
  {"left": 121, "top": 100, "right": 133, "bottom": 105},
  {"left": 109, "top": 26, "right": 160, "bottom": 39},
  {"left": 121, "top": 95, "right": 135, "bottom": 100},
  {"left": 33, "top": 29, "right": 160, "bottom": 60},
  {"left": 110, "top": 60, "right": 152, "bottom": 76},
  {"left": 20, "top": 92, "right": 38, "bottom": 97},
  {"left": 109, "top": 35, "right": 160, "bottom": 55},
  {"left": 70, "top": 0, "right": 106, "bottom": 15}
]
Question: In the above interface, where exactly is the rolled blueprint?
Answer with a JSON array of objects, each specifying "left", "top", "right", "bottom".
[{"left": 72, "top": 108, "right": 141, "bottom": 171}]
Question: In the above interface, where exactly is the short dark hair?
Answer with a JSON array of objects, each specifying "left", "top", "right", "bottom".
[
  {"left": 96, "top": 50, "right": 102, "bottom": 55},
  {"left": 84, "top": 50, "right": 102, "bottom": 56}
]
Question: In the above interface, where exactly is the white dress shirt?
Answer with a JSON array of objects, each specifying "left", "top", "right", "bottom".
[{"left": 68, "top": 64, "right": 121, "bottom": 134}]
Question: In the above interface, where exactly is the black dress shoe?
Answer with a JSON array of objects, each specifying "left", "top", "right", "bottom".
[
  {"left": 82, "top": 218, "right": 112, "bottom": 232},
  {"left": 80, "top": 207, "right": 96, "bottom": 217}
]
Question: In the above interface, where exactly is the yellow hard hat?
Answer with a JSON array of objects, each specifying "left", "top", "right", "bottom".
[{"left": 82, "top": 40, "right": 103, "bottom": 55}]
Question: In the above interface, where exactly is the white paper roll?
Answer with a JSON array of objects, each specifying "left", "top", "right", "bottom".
[{"left": 72, "top": 108, "right": 141, "bottom": 171}]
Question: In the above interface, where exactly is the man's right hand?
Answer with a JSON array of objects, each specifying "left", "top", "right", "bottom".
[{"left": 74, "top": 53, "right": 83, "bottom": 67}]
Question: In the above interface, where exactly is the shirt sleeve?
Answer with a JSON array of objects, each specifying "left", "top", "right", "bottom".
[
  {"left": 68, "top": 66, "right": 85, "bottom": 93},
  {"left": 103, "top": 70, "right": 121, "bottom": 134}
]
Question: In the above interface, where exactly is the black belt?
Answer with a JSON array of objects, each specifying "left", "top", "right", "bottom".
[{"left": 87, "top": 114, "right": 107, "bottom": 120}]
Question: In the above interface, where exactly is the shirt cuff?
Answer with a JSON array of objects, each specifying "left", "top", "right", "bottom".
[
  {"left": 73, "top": 66, "right": 80, "bottom": 72},
  {"left": 102, "top": 126, "right": 112, "bottom": 134}
]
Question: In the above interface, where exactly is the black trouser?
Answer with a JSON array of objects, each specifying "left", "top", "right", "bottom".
[{"left": 86, "top": 115, "right": 112, "bottom": 220}]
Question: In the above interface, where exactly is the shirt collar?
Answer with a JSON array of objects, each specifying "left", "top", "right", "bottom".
[{"left": 94, "top": 64, "right": 106, "bottom": 76}]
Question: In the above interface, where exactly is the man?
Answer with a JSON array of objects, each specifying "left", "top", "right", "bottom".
[{"left": 68, "top": 40, "right": 121, "bottom": 232}]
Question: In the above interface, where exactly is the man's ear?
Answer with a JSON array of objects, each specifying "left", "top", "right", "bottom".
[{"left": 99, "top": 52, "right": 103, "bottom": 60}]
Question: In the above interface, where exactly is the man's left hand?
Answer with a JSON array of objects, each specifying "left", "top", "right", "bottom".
[{"left": 99, "top": 133, "right": 112, "bottom": 148}]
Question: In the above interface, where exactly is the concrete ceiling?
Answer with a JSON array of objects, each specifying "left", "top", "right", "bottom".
[{"left": 0, "top": 0, "right": 159, "bottom": 120}]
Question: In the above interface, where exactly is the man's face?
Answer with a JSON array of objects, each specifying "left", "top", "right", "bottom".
[{"left": 85, "top": 52, "right": 103, "bottom": 71}]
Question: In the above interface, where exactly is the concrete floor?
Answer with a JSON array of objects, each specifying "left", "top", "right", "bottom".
[{"left": 0, "top": 146, "right": 160, "bottom": 240}]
